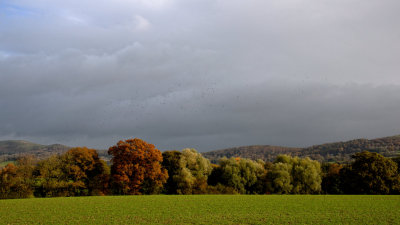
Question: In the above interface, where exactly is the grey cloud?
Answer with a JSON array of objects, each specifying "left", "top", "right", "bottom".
[{"left": 1, "top": 0, "right": 400, "bottom": 151}]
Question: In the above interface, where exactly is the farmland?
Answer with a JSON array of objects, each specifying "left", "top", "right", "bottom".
[{"left": 1, "top": 195, "right": 399, "bottom": 224}]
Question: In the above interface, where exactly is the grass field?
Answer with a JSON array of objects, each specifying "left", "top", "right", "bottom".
[
  {"left": 0, "top": 195, "right": 399, "bottom": 224},
  {"left": 0, "top": 160, "right": 15, "bottom": 168}
]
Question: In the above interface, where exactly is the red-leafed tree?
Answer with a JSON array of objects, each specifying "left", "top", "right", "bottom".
[{"left": 108, "top": 138, "right": 168, "bottom": 195}]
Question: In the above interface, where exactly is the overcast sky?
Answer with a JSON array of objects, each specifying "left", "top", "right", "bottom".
[{"left": 1, "top": 0, "right": 400, "bottom": 151}]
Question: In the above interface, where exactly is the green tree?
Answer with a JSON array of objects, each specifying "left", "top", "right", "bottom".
[
  {"left": 173, "top": 148, "right": 212, "bottom": 194},
  {"left": 266, "top": 155, "right": 322, "bottom": 194},
  {"left": 212, "top": 157, "right": 266, "bottom": 194},
  {"left": 162, "top": 150, "right": 182, "bottom": 194},
  {"left": 342, "top": 151, "right": 400, "bottom": 194},
  {"left": 266, "top": 162, "right": 292, "bottom": 194},
  {"left": 392, "top": 156, "right": 400, "bottom": 173},
  {"left": 34, "top": 155, "right": 70, "bottom": 197},
  {"left": 321, "top": 163, "right": 343, "bottom": 194}
]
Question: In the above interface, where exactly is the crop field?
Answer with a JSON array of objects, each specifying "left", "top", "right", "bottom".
[{"left": 0, "top": 195, "right": 399, "bottom": 224}]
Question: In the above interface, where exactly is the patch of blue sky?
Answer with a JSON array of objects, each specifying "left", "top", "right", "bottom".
[
  {"left": 0, "top": 50, "right": 14, "bottom": 60},
  {"left": 0, "top": 49, "right": 24, "bottom": 58},
  {"left": 0, "top": 50, "right": 10, "bottom": 57},
  {"left": 0, "top": 2, "right": 43, "bottom": 17}
]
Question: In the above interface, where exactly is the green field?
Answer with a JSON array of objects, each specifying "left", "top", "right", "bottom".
[
  {"left": 0, "top": 160, "right": 15, "bottom": 168},
  {"left": 0, "top": 195, "right": 399, "bottom": 224}
]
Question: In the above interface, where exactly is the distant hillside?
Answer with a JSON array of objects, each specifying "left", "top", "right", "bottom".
[
  {"left": 0, "top": 140, "right": 72, "bottom": 162},
  {"left": 2, "top": 135, "right": 400, "bottom": 164},
  {"left": 203, "top": 135, "right": 400, "bottom": 163},
  {"left": 299, "top": 135, "right": 400, "bottom": 162},
  {"left": 0, "top": 140, "right": 112, "bottom": 163},
  {"left": 97, "top": 149, "right": 111, "bottom": 161},
  {"left": 202, "top": 145, "right": 301, "bottom": 164}
]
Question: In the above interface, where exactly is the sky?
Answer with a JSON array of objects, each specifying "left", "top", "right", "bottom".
[{"left": 1, "top": 0, "right": 400, "bottom": 151}]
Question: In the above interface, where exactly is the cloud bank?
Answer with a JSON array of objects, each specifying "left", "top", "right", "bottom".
[{"left": 1, "top": 0, "right": 400, "bottom": 151}]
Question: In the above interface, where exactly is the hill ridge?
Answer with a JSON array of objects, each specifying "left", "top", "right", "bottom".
[
  {"left": 0, "top": 140, "right": 72, "bottom": 161},
  {"left": 203, "top": 135, "right": 400, "bottom": 163},
  {"left": 1, "top": 135, "right": 400, "bottom": 163}
]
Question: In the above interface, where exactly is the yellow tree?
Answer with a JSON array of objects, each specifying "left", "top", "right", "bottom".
[
  {"left": 34, "top": 147, "right": 109, "bottom": 197},
  {"left": 61, "top": 147, "right": 110, "bottom": 196}
]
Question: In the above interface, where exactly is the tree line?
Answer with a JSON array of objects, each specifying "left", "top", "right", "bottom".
[{"left": 1, "top": 138, "right": 400, "bottom": 199}]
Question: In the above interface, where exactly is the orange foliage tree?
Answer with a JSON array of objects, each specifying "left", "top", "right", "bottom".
[
  {"left": 108, "top": 138, "right": 168, "bottom": 195},
  {"left": 0, "top": 156, "right": 36, "bottom": 199}
]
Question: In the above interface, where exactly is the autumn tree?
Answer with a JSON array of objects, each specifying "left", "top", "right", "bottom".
[
  {"left": 34, "top": 147, "right": 109, "bottom": 197},
  {"left": 61, "top": 147, "right": 109, "bottom": 196},
  {"left": 0, "top": 156, "right": 37, "bottom": 199},
  {"left": 0, "top": 164, "right": 21, "bottom": 199},
  {"left": 108, "top": 138, "right": 168, "bottom": 195}
]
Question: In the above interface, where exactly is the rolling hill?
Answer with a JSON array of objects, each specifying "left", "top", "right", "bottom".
[
  {"left": 202, "top": 145, "right": 301, "bottom": 163},
  {"left": 202, "top": 135, "right": 400, "bottom": 163},
  {"left": 0, "top": 140, "right": 72, "bottom": 162},
  {"left": 0, "top": 140, "right": 111, "bottom": 163},
  {"left": 299, "top": 135, "right": 400, "bottom": 162},
  {"left": 2, "top": 135, "right": 400, "bottom": 164}
]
